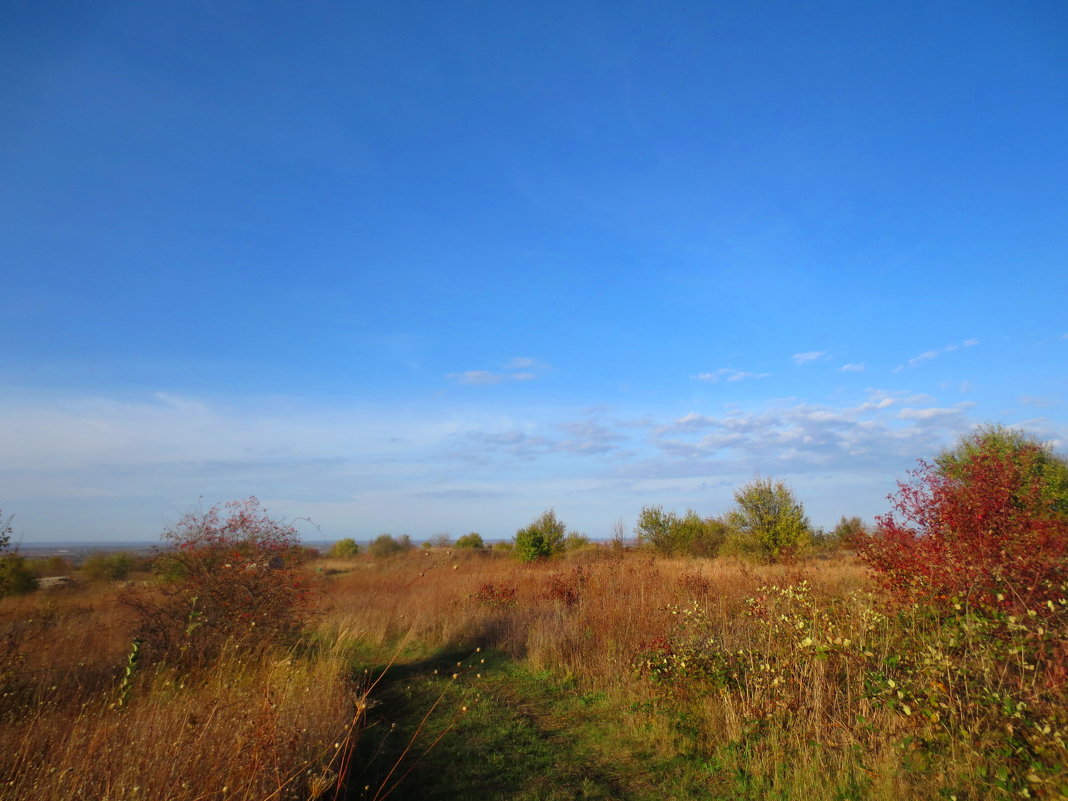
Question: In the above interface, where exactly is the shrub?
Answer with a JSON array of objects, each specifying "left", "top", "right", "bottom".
[
  {"left": 635, "top": 506, "right": 726, "bottom": 556},
  {"left": 861, "top": 432, "right": 1068, "bottom": 615},
  {"left": 634, "top": 505, "right": 676, "bottom": 553},
  {"left": 28, "top": 555, "right": 73, "bottom": 577},
  {"left": 368, "top": 533, "right": 412, "bottom": 558},
  {"left": 422, "top": 533, "right": 453, "bottom": 549},
  {"left": 724, "top": 478, "right": 811, "bottom": 562},
  {"left": 513, "top": 509, "right": 567, "bottom": 562},
  {"left": 455, "top": 532, "right": 485, "bottom": 549},
  {"left": 937, "top": 424, "right": 1068, "bottom": 514},
  {"left": 328, "top": 537, "right": 360, "bottom": 558},
  {"left": 0, "top": 508, "right": 35, "bottom": 596},
  {"left": 81, "top": 551, "right": 134, "bottom": 582},
  {"left": 564, "top": 531, "right": 591, "bottom": 551},
  {"left": 0, "top": 554, "right": 36, "bottom": 596},
  {"left": 123, "top": 497, "right": 312, "bottom": 666},
  {"left": 830, "top": 516, "right": 869, "bottom": 549}
]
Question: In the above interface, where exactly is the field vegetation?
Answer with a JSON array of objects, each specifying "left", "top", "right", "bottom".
[{"left": 0, "top": 426, "right": 1065, "bottom": 800}]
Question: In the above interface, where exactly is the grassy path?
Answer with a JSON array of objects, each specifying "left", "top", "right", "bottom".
[{"left": 346, "top": 647, "right": 730, "bottom": 801}]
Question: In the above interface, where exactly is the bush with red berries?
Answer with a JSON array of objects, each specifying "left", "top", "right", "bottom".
[{"left": 124, "top": 498, "right": 313, "bottom": 666}]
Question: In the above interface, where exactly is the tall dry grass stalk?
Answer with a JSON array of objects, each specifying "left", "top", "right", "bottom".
[
  {"left": 4, "top": 548, "right": 1063, "bottom": 799},
  {"left": 1, "top": 584, "right": 365, "bottom": 801}
]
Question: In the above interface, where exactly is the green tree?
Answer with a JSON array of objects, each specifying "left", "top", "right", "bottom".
[
  {"left": 0, "top": 508, "right": 35, "bottom": 596},
  {"left": 455, "top": 532, "right": 485, "bottom": 549},
  {"left": 635, "top": 505, "right": 726, "bottom": 556},
  {"left": 725, "top": 478, "right": 811, "bottom": 562},
  {"left": 82, "top": 551, "right": 134, "bottom": 582},
  {"left": 328, "top": 537, "right": 360, "bottom": 558},
  {"left": 634, "top": 505, "right": 678, "bottom": 553},
  {"left": 368, "top": 534, "right": 412, "bottom": 558},
  {"left": 513, "top": 509, "right": 567, "bottom": 562}
]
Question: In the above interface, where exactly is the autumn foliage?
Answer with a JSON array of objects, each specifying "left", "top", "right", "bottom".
[
  {"left": 124, "top": 497, "right": 313, "bottom": 665},
  {"left": 861, "top": 436, "right": 1068, "bottom": 616}
]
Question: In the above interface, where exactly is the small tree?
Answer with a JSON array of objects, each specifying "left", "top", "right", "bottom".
[
  {"left": 422, "top": 533, "right": 453, "bottom": 549},
  {"left": 724, "top": 478, "right": 811, "bottom": 562},
  {"left": 455, "top": 532, "right": 485, "bottom": 549},
  {"left": 861, "top": 432, "right": 1068, "bottom": 615},
  {"left": 634, "top": 505, "right": 679, "bottom": 553},
  {"left": 124, "top": 498, "right": 312, "bottom": 666},
  {"left": 82, "top": 551, "right": 134, "bottom": 582},
  {"left": 937, "top": 424, "right": 1068, "bottom": 515},
  {"left": 0, "top": 508, "right": 35, "bottom": 597},
  {"left": 368, "top": 533, "right": 412, "bottom": 558},
  {"left": 564, "top": 531, "right": 591, "bottom": 551},
  {"left": 328, "top": 537, "right": 360, "bottom": 558},
  {"left": 635, "top": 505, "right": 726, "bottom": 557},
  {"left": 831, "top": 516, "right": 869, "bottom": 549},
  {"left": 514, "top": 509, "right": 567, "bottom": 562}
]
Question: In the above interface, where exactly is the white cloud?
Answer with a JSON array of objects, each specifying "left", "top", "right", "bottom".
[
  {"left": 5, "top": 385, "right": 1061, "bottom": 543},
  {"left": 896, "top": 339, "right": 979, "bottom": 371},
  {"left": 692, "top": 368, "right": 769, "bottom": 383},
  {"left": 447, "top": 370, "right": 503, "bottom": 386},
  {"left": 839, "top": 363, "right": 865, "bottom": 372},
  {"left": 792, "top": 351, "right": 827, "bottom": 366},
  {"left": 896, "top": 403, "right": 975, "bottom": 422},
  {"left": 507, "top": 357, "right": 536, "bottom": 369}
]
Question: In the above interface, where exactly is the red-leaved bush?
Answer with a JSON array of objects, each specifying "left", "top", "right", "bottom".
[
  {"left": 124, "top": 498, "right": 313, "bottom": 666},
  {"left": 861, "top": 441, "right": 1068, "bottom": 616}
]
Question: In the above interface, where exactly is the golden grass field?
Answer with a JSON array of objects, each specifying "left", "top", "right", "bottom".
[{"left": 2, "top": 547, "right": 1065, "bottom": 800}]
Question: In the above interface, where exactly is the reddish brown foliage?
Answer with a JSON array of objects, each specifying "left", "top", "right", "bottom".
[
  {"left": 861, "top": 444, "right": 1068, "bottom": 615},
  {"left": 123, "top": 498, "right": 313, "bottom": 665}
]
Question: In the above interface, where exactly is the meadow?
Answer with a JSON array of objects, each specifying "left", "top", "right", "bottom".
[
  {"left": 1, "top": 428, "right": 1065, "bottom": 800},
  {"left": 2, "top": 540, "right": 1065, "bottom": 801}
]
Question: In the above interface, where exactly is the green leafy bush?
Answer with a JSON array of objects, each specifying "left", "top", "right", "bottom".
[
  {"left": 27, "top": 555, "right": 72, "bottom": 577},
  {"left": 81, "top": 551, "right": 134, "bottom": 582},
  {"left": 0, "top": 554, "right": 36, "bottom": 596},
  {"left": 455, "top": 532, "right": 485, "bottom": 549},
  {"left": 635, "top": 506, "right": 727, "bottom": 556},
  {"left": 0, "top": 509, "right": 35, "bottom": 596},
  {"left": 513, "top": 510, "right": 567, "bottom": 562},
  {"left": 564, "top": 531, "right": 591, "bottom": 551},
  {"left": 723, "top": 478, "right": 811, "bottom": 562},
  {"left": 328, "top": 537, "right": 360, "bottom": 558},
  {"left": 368, "top": 533, "right": 412, "bottom": 558}
]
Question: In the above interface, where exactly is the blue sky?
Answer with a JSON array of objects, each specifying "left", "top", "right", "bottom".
[{"left": 2, "top": 1, "right": 1066, "bottom": 543}]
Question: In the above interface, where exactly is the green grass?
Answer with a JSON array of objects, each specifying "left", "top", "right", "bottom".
[{"left": 346, "top": 645, "right": 747, "bottom": 801}]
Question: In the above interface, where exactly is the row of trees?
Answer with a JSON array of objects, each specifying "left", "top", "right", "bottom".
[
  {"left": 631, "top": 477, "right": 824, "bottom": 562},
  {"left": 510, "top": 425, "right": 1068, "bottom": 598}
]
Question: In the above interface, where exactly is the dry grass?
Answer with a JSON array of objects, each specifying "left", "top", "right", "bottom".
[
  {"left": 2, "top": 548, "right": 1064, "bottom": 800},
  {"left": 1, "top": 583, "right": 363, "bottom": 801}
]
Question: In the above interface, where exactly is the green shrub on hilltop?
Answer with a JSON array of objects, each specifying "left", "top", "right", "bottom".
[
  {"left": 0, "top": 508, "right": 36, "bottom": 596},
  {"left": 328, "top": 537, "right": 360, "bottom": 558},
  {"left": 514, "top": 510, "right": 567, "bottom": 562},
  {"left": 82, "top": 551, "right": 135, "bottom": 582},
  {"left": 634, "top": 505, "right": 727, "bottom": 556},
  {"left": 368, "top": 533, "right": 412, "bottom": 558},
  {"left": 723, "top": 478, "right": 811, "bottom": 562},
  {"left": 455, "top": 531, "right": 485, "bottom": 549}
]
